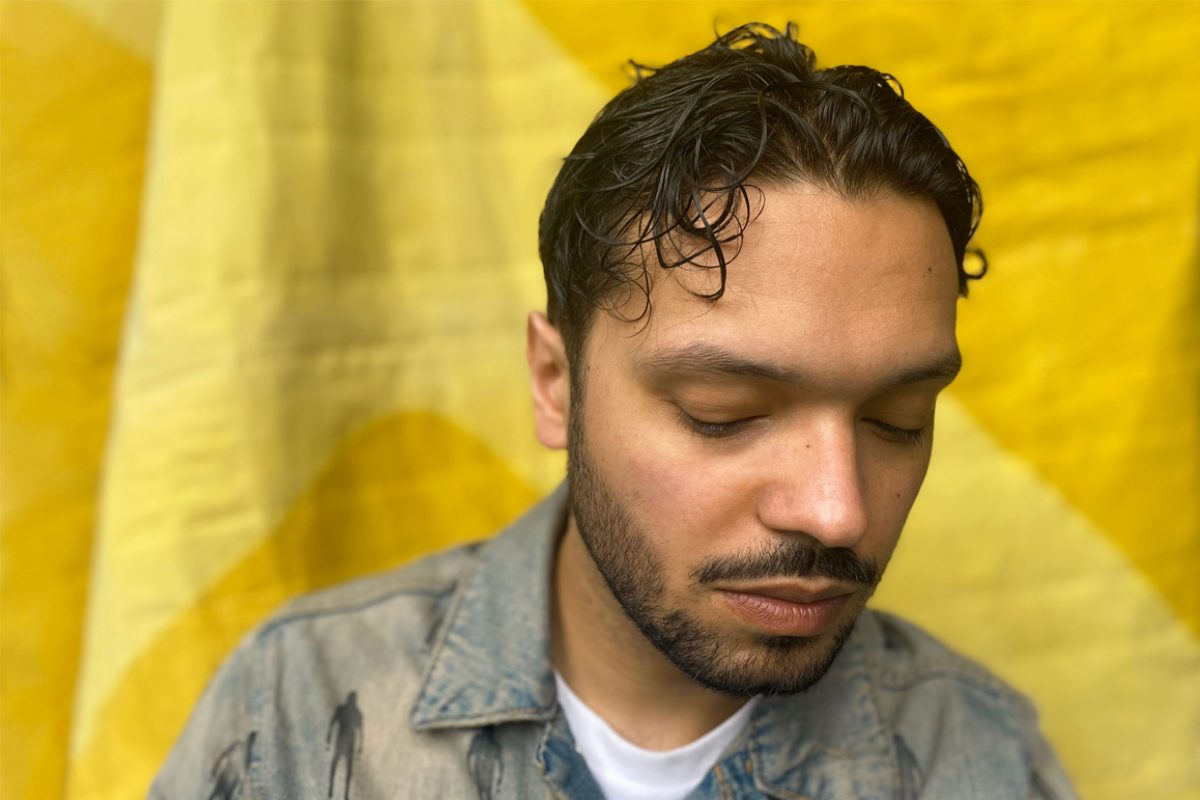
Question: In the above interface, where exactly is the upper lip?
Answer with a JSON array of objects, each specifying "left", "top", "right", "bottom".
[{"left": 719, "top": 581, "right": 856, "bottom": 604}]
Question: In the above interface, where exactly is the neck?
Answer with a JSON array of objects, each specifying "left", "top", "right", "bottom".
[{"left": 551, "top": 515, "right": 750, "bottom": 750}]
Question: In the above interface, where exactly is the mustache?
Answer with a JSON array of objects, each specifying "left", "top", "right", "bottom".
[{"left": 691, "top": 539, "right": 881, "bottom": 587}]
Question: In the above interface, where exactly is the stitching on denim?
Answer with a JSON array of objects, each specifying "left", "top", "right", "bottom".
[
  {"left": 258, "top": 583, "right": 456, "bottom": 638},
  {"left": 877, "top": 667, "right": 1016, "bottom": 704},
  {"left": 249, "top": 632, "right": 268, "bottom": 800}
]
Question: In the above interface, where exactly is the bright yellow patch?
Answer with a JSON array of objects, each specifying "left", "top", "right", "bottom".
[{"left": 1, "top": 2, "right": 152, "bottom": 797}]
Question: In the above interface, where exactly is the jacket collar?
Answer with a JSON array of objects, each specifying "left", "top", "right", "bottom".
[
  {"left": 410, "top": 484, "right": 567, "bottom": 730},
  {"left": 410, "top": 484, "right": 900, "bottom": 795},
  {"left": 745, "top": 612, "right": 899, "bottom": 798}
]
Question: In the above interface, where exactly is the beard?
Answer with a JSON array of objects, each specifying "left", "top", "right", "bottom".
[{"left": 566, "top": 402, "right": 882, "bottom": 697}]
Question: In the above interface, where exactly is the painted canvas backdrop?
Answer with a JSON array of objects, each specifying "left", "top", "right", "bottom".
[{"left": 2, "top": 1, "right": 1197, "bottom": 798}]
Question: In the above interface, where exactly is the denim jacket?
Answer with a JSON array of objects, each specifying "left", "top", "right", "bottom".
[{"left": 151, "top": 484, "right": 1076, "bottom": 799}]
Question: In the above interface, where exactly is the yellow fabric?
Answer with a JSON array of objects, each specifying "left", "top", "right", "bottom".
[
  {"left": 1, "top": 1, "right": 154, "bottom": 797},
  {"left": 1, "top": 1, "right": 1196, "bottom": 798}
]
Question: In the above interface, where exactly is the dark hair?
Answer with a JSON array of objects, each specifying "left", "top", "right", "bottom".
[{"left": 538, "top": 22, "right": 985, "bottom": 363}]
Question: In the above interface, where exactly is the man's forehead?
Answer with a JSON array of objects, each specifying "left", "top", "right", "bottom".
[
  {"left": 584, "top": 185, "right": 960, "bottom": 385},
  {"left": 619, "top": 184, "right": 956, "bottom": 302}
]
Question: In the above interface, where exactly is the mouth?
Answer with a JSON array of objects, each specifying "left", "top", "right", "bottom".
[{"left": 716, "top": 582, "right": 858, "bottom": 637}]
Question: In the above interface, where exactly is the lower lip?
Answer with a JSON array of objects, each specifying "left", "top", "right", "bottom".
[{"left": 720, "top": 591, "right": 852, "bottom": 637}]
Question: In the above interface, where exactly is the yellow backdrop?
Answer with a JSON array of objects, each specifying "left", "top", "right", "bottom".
[{"left": 2, "top": 1, "right": 1197, "bottom": 798}]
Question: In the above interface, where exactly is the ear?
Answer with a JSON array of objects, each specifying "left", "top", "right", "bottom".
[{"left": 526, "top": 311, "right": 570, "bottom": 450}]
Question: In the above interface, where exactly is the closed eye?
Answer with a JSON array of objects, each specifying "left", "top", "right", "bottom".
[
  {"left": 866, "top": 418, "right": 928, "bottom": 445},
  {"left": 676, "top": 409, "right": 760, "bottom": 438}
]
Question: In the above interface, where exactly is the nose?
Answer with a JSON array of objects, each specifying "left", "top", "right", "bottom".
[{"left": 756, "top": 420, "right": 869, "bottom": 549}]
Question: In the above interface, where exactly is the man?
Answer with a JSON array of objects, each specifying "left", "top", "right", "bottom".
[{"left": 153, "top": 23, "right": 1075, "bottom": 799}]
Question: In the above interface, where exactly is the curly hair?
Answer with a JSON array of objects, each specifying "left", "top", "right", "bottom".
[{"left": 538, "top": 22, "right": 985, "bottom": 364}]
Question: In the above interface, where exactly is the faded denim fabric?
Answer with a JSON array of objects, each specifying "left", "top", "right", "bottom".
[{"left": 151, "top": 485, "right": 1077, "bottom": 799}]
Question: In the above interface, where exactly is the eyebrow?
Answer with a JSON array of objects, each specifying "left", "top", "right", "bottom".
[{"left": 636, "top": 344, "right": 963, "bottom": 390}]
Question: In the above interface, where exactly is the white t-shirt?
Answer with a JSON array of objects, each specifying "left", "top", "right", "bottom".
[{"left": 554, "top": 672, "right": 760, "bottom": 800}]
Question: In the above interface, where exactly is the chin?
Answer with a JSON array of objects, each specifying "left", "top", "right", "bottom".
[{"left": 639, "top": 603, "right": 863, "bottom": 698}]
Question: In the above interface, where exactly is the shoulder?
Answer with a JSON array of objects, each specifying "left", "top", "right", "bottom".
[
  {"left": 861, "top": 608, "right": 1034, "bottom": 713},
  {"left": 240, "top": 539, "right": 491, "bottom": 695},
  {"left": 853, "top": 610, "right": 1076, "bottom": 798},
  {"left": 858, "top": 608, "right": 1038, "bottom": 734},
  {"left": 260, "top": 539, "right": 485, "bottom": 644},
  {"left": 149, "top": 540, "right": 488, "bottom": 798}
]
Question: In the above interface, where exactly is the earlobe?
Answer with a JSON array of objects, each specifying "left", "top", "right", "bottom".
[{"left": 526, "top": 312, "right": 570, "bottom": 450}]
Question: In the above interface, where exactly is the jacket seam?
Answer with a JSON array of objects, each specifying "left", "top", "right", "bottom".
[
  {"left": 248, "top": 629, "right": 268, "bottom": 800},
  {"left": 878, "top": 667, "right": 1020, "bottom": 704},
  {"left": 258, "top": 583, "right": 457, "bottom": 638}
]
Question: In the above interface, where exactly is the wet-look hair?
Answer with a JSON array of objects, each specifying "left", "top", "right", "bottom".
[{"left": 538, "top": 22, "right": 986, "bottom": 364}]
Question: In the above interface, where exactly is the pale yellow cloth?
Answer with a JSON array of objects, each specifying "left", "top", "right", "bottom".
[{"left": 2, "top": 2, "right": 1197, "bottom": 798}]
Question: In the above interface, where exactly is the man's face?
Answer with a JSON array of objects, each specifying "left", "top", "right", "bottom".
[{"left": 567, "top": 184, "right": 961, "bottom": 696}]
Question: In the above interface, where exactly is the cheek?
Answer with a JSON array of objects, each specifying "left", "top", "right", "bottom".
[
  {"left": 612, "top": 435, "right": 709, "bottom": 540},
  {"left": 592, "top": 407, "right": 744, "bottom": 563},
  {"left": 586, "top": 373, "right": 698, "bottom": 514},
  {"left": 864, "top": 447, "right": 932, "bottom": 552}
]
